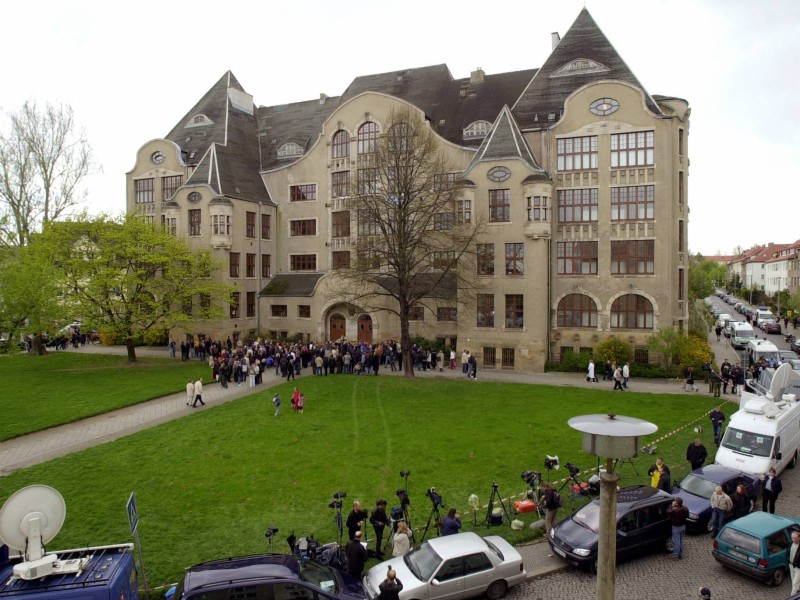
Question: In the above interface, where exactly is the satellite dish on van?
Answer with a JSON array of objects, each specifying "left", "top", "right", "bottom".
[
  {"left": 770, "top": 363, "right": 793, "bottom": 399},
  {"left": 0, "top": 485, "right": 66, "bottom": 579},
  {"left": 762, "top": 402, "right": 780, "bottom": 419}
]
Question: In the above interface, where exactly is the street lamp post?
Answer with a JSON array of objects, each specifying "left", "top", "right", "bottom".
[{"left": 568, "top": 414, "right": 658, "bottom": 600}]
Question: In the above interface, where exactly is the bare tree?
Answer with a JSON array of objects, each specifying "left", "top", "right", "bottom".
[
  {"left": 0, "top": 101, "right": 93, "bottom": 247},
  {"left": 329, "top": 107, "right": 483, "bottom": 377}
]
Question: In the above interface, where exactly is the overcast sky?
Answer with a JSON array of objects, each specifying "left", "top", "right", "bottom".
[{"left": 2, "top": 0, "right": 797, "bottom": 256}]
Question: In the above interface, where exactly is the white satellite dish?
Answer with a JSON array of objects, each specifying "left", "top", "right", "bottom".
[
  {"left": 763, "top": 402, "right": 780, "bottom": 419},
  {"left": 0, "top": 485, "right": 66, "bottom": 580}
]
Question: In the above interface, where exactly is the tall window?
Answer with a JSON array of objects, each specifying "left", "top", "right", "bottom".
[
  {"left": 434, "top": 212, "right": 454, "bottom": 230},
  {"left": 678, "top": 268, "right": 685, "bottom": 301},
  {"left": 611, "top": 186, "right": 655, "bottom": 220},
  {"left": 331, "top": 211, "right": 350, "bottom": 237},
  {"left": 611, "top": 240, "right": 655, "bottom": 275},
  {"left": 357, "top": 122, "right": 379, "bottom": 155},
  {"left": 527, "top": 196, "right": 548, "bottom": 221},
  {"left": 161, "top": 175, "right": 182, "bottom": 200},
  {"left": 489, "top": 189, "right": 510, "bottom": 222},
  {"left": 135, "top": 178, "right": 154, "bottom": 203},
  {"left": 505, "top": 295, "right": 523, "bottom": 329},
  {"left": 212, "top": 214, "right": 230, "bottom": 235},
  {"left": 229, "top": 253, "right": 240, "bottom": 278},
  {"left": 163, "top": 216, "right": 176, "bottom": 235},
  {"left": 261, "top": 254, "right": 271, "bottom": 278},
  {"left": 505, "top": 243, "right": 524, "bottom": 276},
  {"left": 261, "top": 214, "right": 271, "bottom": 239},
  {"left": 557, "top": 241, "right": 598, "bottom": 274},
  {"left": 556, "top": 136, "right": 597, "bottom": 171},
  {"left": 229, "top": 292, "right": 240, "bottom": 319},
  {"left": 477, "top": 294, "right": 495, "bottom": 327},
  {"left": 357, "top": 167, "right": 378, "bottom": 194},
  {"left": 188, "top": 209, "right": 201, "bottom": 236},
  {"left": 434, "top": 173, "right": 458, "bottom": 190},
  {"left": 332, "top": 130, "right": 350, "bottom": 158},
  {"left": 290, "top": 219, "right": 316, "bottom": 236},
  {"left": 557, "top": 189, "right": 598, "bottom": 222},
  {"left": 357, "top": 209, "right": 379, "bottom": 236},
  {"left": 246, "top": 292, "right": 256, "bottom": 318},
  {"left": 290, "top": 255, "right": 317, "bottom": 271},
  {"left": 557, "top": 294, "right": 598, "bottom": 327},
  {"left": 483, "top": 347, "right": 496, "bottom": 367},
  {"left": 246, "top": 253, "right": 255, "bottom": 278},
  {"left": 679, "top": 171, "right": 684, "bottom": 205},
  {"left": 501, "top": 348, "right": 515, "bottom": 369},
  {"left": 331, "top": 171, "right": 350, "bottom": 198},
  {"left": 290, "top": 184, "right": 317, "bottom": 202},
  {"left": 610, "top": 131, "right": 654, "bottom": 167},
  {"left": 332, "top": 251, "right": 351, "bottom": 269},
  {"left": 246, "top": 212, "right": 256, "bottom": 237},
  {"left": 457, "top": 200, "right": 471, "bottom": 224},
  {"left": 610, "top": 294, "right": 654, "bottom": 329},
  {"left": 477, "top": 244, "right": 494, "bottom": 275},
  {"left": 678, "top": 220, "right": 684, "bottom": 253}
]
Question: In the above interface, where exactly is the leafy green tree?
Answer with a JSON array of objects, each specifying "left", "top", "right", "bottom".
[
  {"left": 593, "top": 336, "right": 633, "bottom": 367},
  {"left": 688, "top": 253, "right": 726, "bottom": 301},
  {"left": 646, "top": 327, "right": 683, "bottom": 371},
  {"left": 40, "top": 214, "right": 236, "bottom": 362}
]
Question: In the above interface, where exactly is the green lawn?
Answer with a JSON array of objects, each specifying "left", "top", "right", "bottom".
[
  {"left": 0, "top": 370, "right": 728, "bottom": 588},
  {"left": 0, "top": 352, "right": 208, "bottom": 440}
]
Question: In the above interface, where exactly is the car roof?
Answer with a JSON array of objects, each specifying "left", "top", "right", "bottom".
[
  {"left": 183, "top": 554, "right": 300, "bottom": 592},
  {"left": 616, "top": 485, "right": 672, "bottom": 507},
  {"left": 724, "top": 512, "right": 800, "bottom": 536},
  {"left": 688, "top": 464, "right": 757, "bottom": 484},
  {"left": 425, "top": 532, "right": 490, "bottom": 556}
]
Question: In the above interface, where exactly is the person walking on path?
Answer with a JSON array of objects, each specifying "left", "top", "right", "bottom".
[
  {"left": 666, "top": 496, "right": 689, "bottom": 559},
  {"left": 762, "top": 467, "right": 782, "bottom": 513},
  {"left": 622, "top": 362, "right": 630, "bottom": 388},
  {"left": 185, "top": 380, "right": 194, "bottom": 406},
  {"left": 272, "top": 393, "right": 281, "bottom": 417},
  {"left": 191, "top": 378, "right": 205, "bottom": 407},
  {"left": 613, "top": 364, "right": 624, "bottom": 390},
  {"left": 586, "top": 360, "right": 597, "bottom": 382},
  {"left": 709, "top": 485, "right": 732, "bottom": 537},
  {"left": 790, "top": 530, "right": 800, "bottom": 595},
  {"left": 686, "top": 438, "right": 708, "bottom": 470}
]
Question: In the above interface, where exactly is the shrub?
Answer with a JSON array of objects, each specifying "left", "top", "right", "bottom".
[{"left": 593, "top": 336, "right": 633, "bottom": 366}]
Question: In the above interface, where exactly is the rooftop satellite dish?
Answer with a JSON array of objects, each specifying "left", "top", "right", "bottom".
[
  {"left": 0, "top": 485, "right": 66, "bottom": 580},
  {"left": 763, "top": 402, "right": 780, "bottom": 419}
]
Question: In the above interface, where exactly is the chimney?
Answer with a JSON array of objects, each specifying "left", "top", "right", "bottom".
[
  {"left": 319, "top": 93, "right": 328, "bottom": 105},
  {"left": 470, "top": 67, "right": 485, "bottom": 84},
  {"left": 551, "top": 32, "right": 561, "bottom": 50}
]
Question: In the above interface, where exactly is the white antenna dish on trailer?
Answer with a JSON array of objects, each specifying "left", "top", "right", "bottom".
[{"left": 0, "top": 485, "right": 66, "bottom": 580}]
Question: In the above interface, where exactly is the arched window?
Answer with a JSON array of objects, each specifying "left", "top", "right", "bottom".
[
  {"left": 610, "top": 294, "right": 653, "bottom": 329},
  {"left": 463, "top": 120, "right": 492, "bottom": 139},
  {"left": 277, "top": 142, "right": 303, "bottom": 158},
  {"left": 557, "top": 294, "right": 598, "bottom": 328},
  {"left": 332, "top": 130, "right": 350, "bottom": 159},
  {"left": 357, "top": 122, "right": 379, "bottom": 155}
]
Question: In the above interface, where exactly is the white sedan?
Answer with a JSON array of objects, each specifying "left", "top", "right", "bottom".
[{"left": 363, "top": 532, "right": 526, "bottom": 600}]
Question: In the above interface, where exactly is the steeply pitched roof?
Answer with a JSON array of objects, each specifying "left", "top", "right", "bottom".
[
  {"left": 464, "top": 105, "right": 546, "bottom": 175},
  {"left": 512, "top": 8, "right": 661, "bottom": 128},
  {"left": 260, "top": 274, "right": 323, "bottom": 297}
]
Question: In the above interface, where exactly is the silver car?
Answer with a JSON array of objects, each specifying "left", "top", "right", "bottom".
[{"left": 363, "top": 532, "right": 526, "bottom": 600}]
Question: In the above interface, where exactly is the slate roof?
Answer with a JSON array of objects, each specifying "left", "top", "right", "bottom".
[
  {"left": 512, "top": 8, "right": 662, "bottom": 129},
  {"left": 168, "top": 71, "right": 271, "bottom": 204},
  {"left": 260, "top": 273, "right": 324, "bottom": 297},
  {"left": 464, "top": 105, "right": 546, "bottom": 175}
]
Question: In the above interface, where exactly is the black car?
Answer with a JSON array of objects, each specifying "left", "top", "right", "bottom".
[
  {"left": 176, "top": 554, "right": 364, "bottom": 600},
  {"left": 549, "top": 486, "right": 673, "bottom": 572},
  {"left": 670, "top": 464, "right": 760, "bottom": 533}
]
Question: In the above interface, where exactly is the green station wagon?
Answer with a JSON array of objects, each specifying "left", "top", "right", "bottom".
[{"left": 712, "top": 512, "right": 800, "bottom": 586}]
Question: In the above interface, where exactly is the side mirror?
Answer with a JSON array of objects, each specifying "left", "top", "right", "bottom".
[
  {"left": 431, "top": 579, "right": 441, "bottom": 586},
  {"left": 775, "top": 452, "right": 783, "bottom": 460},
  {"left": 617, "top": 529, "right": 629, "bottom": 538}
]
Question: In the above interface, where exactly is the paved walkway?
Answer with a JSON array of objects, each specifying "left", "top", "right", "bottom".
[{"left": 0, "top": 340, "right": 725, "bottom": 584}]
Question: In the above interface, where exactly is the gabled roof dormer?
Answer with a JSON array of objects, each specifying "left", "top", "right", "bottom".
[{"left": 463, "top": 105, "right": 545, "bottom": 175}]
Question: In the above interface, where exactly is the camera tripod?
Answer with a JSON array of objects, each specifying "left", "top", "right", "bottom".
[
  {"left": 485, "top": 484, "right": 512, "bottom": 526},
  {"left": 332, "top": 503, "right": 344, "bottom": 544},
  {"left": 420, "top": 503, "right": 442, "bottom": 542}
]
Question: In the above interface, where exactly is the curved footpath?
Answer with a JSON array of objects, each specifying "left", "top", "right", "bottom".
[{"left": 0, "top": 334, "right": 732, "bottom": 583}]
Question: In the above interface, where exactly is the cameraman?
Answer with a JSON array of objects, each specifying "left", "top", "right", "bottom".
[
  {"left": 442, "top": 508, "right": 462, "bottom": 536},
  {"left": 378, "top": 568, "right": 403, "bottom": 600},
  {"left": 541, "top": 483, "right": 559, "bottom": 539},
  {"left": 346, "top": 500, "right": 368, "bottom": 541},
  {"left": 370, "top": 499, "right": 389, "bottom": 559}
]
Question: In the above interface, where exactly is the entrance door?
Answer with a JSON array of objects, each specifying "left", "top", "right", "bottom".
[
  {"left": 330, "top": 314, "right": 346, "bottom": 341},
  {"left": 357, "top": 315, "right": 373, "bottom": 344}
]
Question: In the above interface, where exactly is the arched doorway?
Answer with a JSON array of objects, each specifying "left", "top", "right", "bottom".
[
  {"left": 357, "top": 314, "right": 373, "bottom": 344},
  {"left": 329, "top": 313, "right": 346, "bottom": 341}
]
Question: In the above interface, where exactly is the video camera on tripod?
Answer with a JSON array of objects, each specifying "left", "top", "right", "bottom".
[
  {"left": 396, "top": 488, "right": 410, "bottom": 508},
  {"left": 425, "top": 487, "right": 446, "bottom": 509},
  {"left": 328, "top": 491, "right": 346, "bottom": 509}
]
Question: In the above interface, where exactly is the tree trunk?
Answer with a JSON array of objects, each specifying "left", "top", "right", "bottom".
[
  {"left": 399, "top": 315, "right": 414, "bottom": 379},
  {"left": 125, "top": 338, "right": 138, "bottom": 363},
  {"left": 31, "top": 334, "right": 46, "bottom": 355}
]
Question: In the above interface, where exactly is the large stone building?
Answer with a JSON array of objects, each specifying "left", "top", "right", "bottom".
[{"left": 126, "top": 9, "right": 690, "bottom": 371}]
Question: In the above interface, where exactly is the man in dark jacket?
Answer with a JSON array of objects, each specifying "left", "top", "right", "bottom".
[
  {"left": 709, "top": 406, "right": 725, "bottom": 444},
  {"left": 762, "top": 468, "right": 783, "bottom": 514},
  {"left": 345, "top": 531, "right": 367, "bottom": 578},
  {"left": 666, "top": 497, "right": 689, "bottom": 559},
  {"left": 686, "top": 439, "right": 708, "bottom": 470},
  {"left": 378, "top": 569, "right": 403, "bottom": 600}
]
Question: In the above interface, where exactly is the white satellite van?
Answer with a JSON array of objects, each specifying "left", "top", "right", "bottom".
[
  {"left": 715, "top": 363, "right": 800, "bottom": 475},
  {"left": 731, "top": 322, "right": 755, "bottom": 350},
  {"left": 746, "top": 338, "right": 780, "bottom": 368}
]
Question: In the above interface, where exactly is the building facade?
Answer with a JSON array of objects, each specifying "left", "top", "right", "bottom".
[{"left": 126, "top": 9, "right": 690, "bottom": 371}]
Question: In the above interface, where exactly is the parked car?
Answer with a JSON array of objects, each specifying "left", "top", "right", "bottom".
[
  {"left": 178, "top": 554, "right": 364, "bottom": 600},
  {"left": 779, "top": 350, "right": 799, "bottom": 364},
  {"left": 788, "top": 359, "right": 800, "bottom": 372},
  {"left": 712, "top": 511, "right": 800, "bottom": 586},
  {"left": 762, "top": 321, "right": 782, "bottom": 334},
  {"left": 363, "top": 532, "right": 526, "bottom": 600},
  {"left": 549, "top": 486, "right": 673, "bottom": 572},
  {"left": 670, "top": 464, "right": 760, "bottom": 533},
  {"left": 724, "top": 319, "right": 741, "bottom": 338},
  {"left": 791, "top": 338, "right": 800, "bottom": 354}
]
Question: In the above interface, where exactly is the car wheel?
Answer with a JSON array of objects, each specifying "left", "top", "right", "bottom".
[
  {"left": 790, "top": 451, "right": 798, "bottom": 469},
  {"left": 769, "top": 567, "right": 785, "bottom": 587},
  {"left": 589, "top": 560, "right": 598, "bottom": 575},
  {"left": 706, "top": 520, "right": 714, "bottom": 533},
  {"left": 486, "top": 580, "right": 508, "bottom": 600}
]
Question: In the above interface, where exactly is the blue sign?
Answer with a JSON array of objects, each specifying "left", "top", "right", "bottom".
[{"left": 127, "top": 493, "right": 139, "bottom": 534}]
